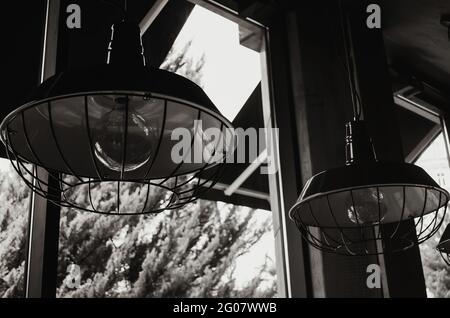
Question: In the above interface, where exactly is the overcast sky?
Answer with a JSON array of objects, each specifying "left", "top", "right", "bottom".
[{"left": 168, "top": 5, "right": 262, "bottom": 122}]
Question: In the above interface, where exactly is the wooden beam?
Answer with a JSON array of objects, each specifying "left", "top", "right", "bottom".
[
  {"left": 224, "top": 149, "right": 267, "bottom": 197},
  {"left": 185, "top": 0, "right": 264, "bottom": 33},
  {"left": 394, "top": 86, "right": 442, "bottom": 124},
  {"left": 261, "top": 15, "right": 312, "bottom": 297},
  {"left": 405, "top": 125, "right": 441, "bottom": 163}
]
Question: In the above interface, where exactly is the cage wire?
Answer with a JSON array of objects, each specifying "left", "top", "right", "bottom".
[
  {"left": 291, "top": 185, "right": 448, "bottom": 256},
  {"left": 2, "top": 93, "right": 235, "bottom": 215}
]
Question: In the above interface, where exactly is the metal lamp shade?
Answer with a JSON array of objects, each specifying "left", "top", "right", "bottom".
[
  {"left": 289, "top": 162, "right": 449, "bottom": 255},
  {"left": 1, "top": 65, "right": 234, "bottom": 179},
  {"left": 437, "top": 224, "right": 450, "bottom": 266},
  {"left": 1, "top": 20, "right": 236, "bottom": 214}
]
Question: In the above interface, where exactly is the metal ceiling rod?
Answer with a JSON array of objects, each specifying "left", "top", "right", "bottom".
[{"left": 224, "top": 148, "right": 268, "bottom": 197}]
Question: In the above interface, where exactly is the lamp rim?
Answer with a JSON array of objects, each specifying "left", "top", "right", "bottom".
[
  {"left": 289, "top": 162, "right": 450, "bottom": 224},
  {"left": 0, "top": 90, "right": 236, "bottom": 180},
  {"left": 0, "top": 90, "right": 234, "bottom": 142},
  {"left": 290, "top": 183, "right": 448, "bottom": 227}
]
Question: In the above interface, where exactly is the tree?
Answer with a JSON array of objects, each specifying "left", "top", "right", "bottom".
[
  {"left": 0, "top": 41, "right": 277, "bottom": 298},
  {"left": 420, "top": 213, "right": 450, "bottom": 298},
  {"left": 160, "top": 41, "right": 205, "bottom": 87},
  {"left": 0, "top": 167, "right": 29, "bottom": 298},
  {"left": 57, "top": 199, "right": 275, "bottom": 298}
]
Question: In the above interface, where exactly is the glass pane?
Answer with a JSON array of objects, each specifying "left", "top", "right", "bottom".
[
  {"left": 415, "top": 132, "right": 450, "bottom": 298},
  {"left": 160, "top": 5, "right": 261, "bottom": 122}
]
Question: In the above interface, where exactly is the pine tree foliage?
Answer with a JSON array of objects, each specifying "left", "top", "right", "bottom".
[
  {"left": 57, "top": 196, "right": 275, "bottom": 298},
  {"left": 160, "top": 41, "right": 205, "bottom": 87},
  {"left": 420, "top": 213, "right": 450, "bottom": 298}
]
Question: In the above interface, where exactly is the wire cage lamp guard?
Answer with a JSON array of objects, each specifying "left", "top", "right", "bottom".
[{"left": 291, "top": 183, "right": 448, "bottom": 256}]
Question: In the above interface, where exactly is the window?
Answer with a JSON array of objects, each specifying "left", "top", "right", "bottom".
[
  {"left": 160, "top": 5, "right": 261, "bottom": 121},
  {"left": 415, "top": 133, "right": 450, "bottom": 298}
]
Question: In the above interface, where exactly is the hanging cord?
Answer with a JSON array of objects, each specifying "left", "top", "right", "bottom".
[{"left": 339, "top": 0, "right": 363, "bottom": 121}]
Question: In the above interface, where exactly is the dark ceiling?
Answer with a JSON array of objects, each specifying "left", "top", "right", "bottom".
[{"left": 382, "top": 0, "right": 450, "bottom": 95}]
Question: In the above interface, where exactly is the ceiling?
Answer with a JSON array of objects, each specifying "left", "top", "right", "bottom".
[
  {"left": 215, "top": 0, "right": 450, "bottom": 102},
  {"left": 382, "top": 0, "right": 450, "bottom": 96}
]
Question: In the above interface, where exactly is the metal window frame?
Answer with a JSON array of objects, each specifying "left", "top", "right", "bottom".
[
  {"left": 393, "top": 86, "right": 448, "bottom": 164},
  {"left": 184, "top": 0, "right": 310, "bottom": 297},
  {"left": 24, "top": 0, "right": 61, "bottom": 298},
  {"left": 25, "top": 0, "right": 308, "bottom": 298}
]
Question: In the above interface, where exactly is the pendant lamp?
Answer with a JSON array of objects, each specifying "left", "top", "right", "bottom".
[
  {"left": 0, "top": 19, "right": 235, "bottom": 214},
  {"left": 289, "top": 120, "right": 448, "bottom": 255},
  {"left": 437, "top": 224, "right": 450, "bottom": 266},
  {"left": 289, "top": 7, "right": 448, "bottom": 255}
]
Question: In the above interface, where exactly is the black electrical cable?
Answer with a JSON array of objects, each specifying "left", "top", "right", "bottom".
[{"left": 339, "top": 0, "right": 363, "bottom": 121}]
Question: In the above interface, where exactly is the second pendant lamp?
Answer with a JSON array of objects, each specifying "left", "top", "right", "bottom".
[
  {"left": 289, "top": 120, "right": 449, "bottom": 255},
  {"left": 289, "top": 7, "right": 449, "bottom": 256}
]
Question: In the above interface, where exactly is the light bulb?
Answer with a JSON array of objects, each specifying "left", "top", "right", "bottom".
[
  {"left": 346, "top": 188, "right": 387, "bottom": 225},
  {"left": 90, "top": 95, "right": 158, "bottom": 172}
]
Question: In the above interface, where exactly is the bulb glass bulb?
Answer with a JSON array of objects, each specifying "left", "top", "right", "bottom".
[
  {"left": 346, "top": 187, "right": 387, "bottom": 225},
  {"left": 91, "top": 95, "right": 158, "bottom": 172}
]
